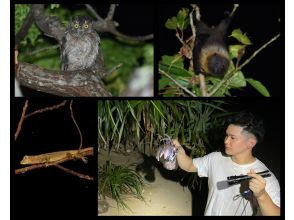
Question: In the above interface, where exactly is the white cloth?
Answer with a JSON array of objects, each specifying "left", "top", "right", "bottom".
[{"left": 193, "top": 152, "right": 280, "bottom": 216}]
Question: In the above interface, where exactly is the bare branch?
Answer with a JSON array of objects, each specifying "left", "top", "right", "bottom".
[
  {"left": 159, "top": 69, "right": 197, "bottom": 97},
  {"left": 15, "top": 6, "right": 35, "bottom": 47},
  {"left": 25, "top": 44, "right": 60, "bottom": 57},
  {"left": 94, "top": 20, "right": 153, "bottom": 41},
  {"left": 190, "top": 5, "right": 207, "bottom": 96},
  {"left": 54, "top": 164, "right": 93, "bottom": 180},
  {"left": 15, "top": 147, "right": 93, "bottom": 174},
  {"left": 25, "top": 101, "right": 68, "bottom": 118},
  {"left": 15, "top": 101, "right": 69, "bottom": 142},
  {"left": 17, "top": 62, "right": 111, "bottom": 97},
  {"left": 69, "top": 101, "right": 83, "bottom": 150},
  {"left": 15, "top": 100, "right": 29, "bottom": 142},
  {"left": 106, "top": 4, "right": 118, "bottom": 20},
  {"left": 84, "top": 4, "right": 153, "bottom": 42},
  {"left": 85, "top": 4, "right": 103, "bottom": 21},
  {"left": 31, "top": 4, "right": 65, "bottom": 43},
  {"left": 199, "top": 73, "right": 208, "bottom": 97},
  {"left": 109, "top": 29, "right": 154, "bottom": 41}
]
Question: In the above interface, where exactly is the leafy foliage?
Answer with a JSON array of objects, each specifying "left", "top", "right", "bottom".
[
  {"left": 230, "top": 29, "right": 252, "bottom": 45},
  {"left": 246, "top": 78, "right": 270, "bottom": 97},
  {"left": 102, "top": 39, "right": 153, "bottom": 96},
  {"left": 98, "top": 161, "right": 144, "bottom": 210},
  {"left": 98, "top": 100, "right": 229, "bottom": 189},
  {"left": 165, "top": 8, "right": 190, "bottom": 31},
  {"left": 98, "top": 100, "right": 227, "bottom": 154},
  {"left": 15, "top": 4, "right": 42, "bottom": 47},
  {"left": 159, "top": 6, "right": 275, "bottom": 97}
]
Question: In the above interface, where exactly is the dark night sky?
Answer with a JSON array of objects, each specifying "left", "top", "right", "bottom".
[
  {"left": 62, "top": 4, "right": 154, "bottom": 37},
  {"left": 158, "top": 4, "right": 283, "bottom": 97}
]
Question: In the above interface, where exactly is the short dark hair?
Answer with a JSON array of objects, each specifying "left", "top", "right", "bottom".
[{"left": 226, "top": 111, "right": 265, "bottom": 143}]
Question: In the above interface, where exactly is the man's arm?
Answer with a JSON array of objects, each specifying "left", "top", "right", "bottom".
[
  {"left": 173, "top": 139, "right": 197, "bottom": 172},
  {"left": 247, "top": 169, "right": 280, "bottom": 216}
]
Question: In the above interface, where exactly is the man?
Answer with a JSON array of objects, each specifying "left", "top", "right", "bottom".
[{"left": 173, "top": 112, "right": 280, "bottom": 216}]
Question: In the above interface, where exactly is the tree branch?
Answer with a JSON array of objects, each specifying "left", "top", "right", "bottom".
[
  {"left": 109, "top": 28, "right": 154, "bottom": 41},
  {"left": 208, "top": 33, "right": 280, "bottom": 96},
  {"left": 15, "top": 6, "right": 35, "bottom": 47},
  {"left": 15, "top": 147, "right": 94, "bottom": 174},
  {"left": 14, "top": 100, "right": 29, "bottom": 142},
  {"left": 31, "top": 4, "right": 66, "bottom": 43},
  {"left": 25, "top": 101, "right": 68, "bottom": 119},
  {"left": 69, "top": 101, "right": 83, "bottom": 150},
  {"left": 54, "top": 164, "right": 93, "bottom": 180},
  {"left": 17, "top": 62, "right": 111, "bottom": 97},
  {"left": 106, "top": 4, "right": 118, "bottom": 20},
  {"left": 159, "top": 69, "right": 197, "bottom": 97},
  {"left": 85, "top": 4, "right": 103, "bottom": 21}
]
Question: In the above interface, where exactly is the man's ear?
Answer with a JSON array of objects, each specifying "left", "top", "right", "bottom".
[{"left": 247, "top": 137, "right": 257, "bottom": 149}]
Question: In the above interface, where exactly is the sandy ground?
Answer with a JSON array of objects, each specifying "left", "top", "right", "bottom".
[{"left": 98, "top": 149, "right": 192, "bottom": 216}]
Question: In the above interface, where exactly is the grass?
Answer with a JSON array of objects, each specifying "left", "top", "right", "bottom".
[{"left": 98, "top": 161, "right": 145, "bottom": 211}]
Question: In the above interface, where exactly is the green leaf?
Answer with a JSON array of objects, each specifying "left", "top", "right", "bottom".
[
  {"left": 229, "top": 45, "right": 246, "bottom": 59},
  {"left": 165, "top": 8, "right": 190, "bottom": 31},
  {"left": 15, "top": 5, "right": 42, "bottom": 47},
  {"left": 177, "top": 8, "right": 189, "bottom": 22},
  {"left": 50, "top": 4, "right": 60, "bottom": 9},
  {"left": 161, "top": 55, "right": 184, "bottom": 68},
  {"left": 176, "top": 8, "right": 190, "bottom": 31},
  {"left": 143, "top": 44, "right": 154, "bottom": 66},
  {"left": 165, "top": 16, "right": 178, "bottom": 30},
  {"left": 102, "top": 39, "right": 152, "bottom": 96},
  {"left": 246, "top": 78, "right": 271, "bottom": 97},
  {"left": 208, "top": 78, "right": 227, "bottom": 96},
  {"left": 159, "top": 78, "right": 171, "bottom": 90},
  {"left": 228, "top": 71, "right": 246, "bottom": 88},
  {"left": 230, "top": 29, "right": 252, "bottom": 45},
  {"left": 159, "top": 63, "right": 193, "bottom": 77},
  {"left": 15, "top": 4, "right": 30, "bottom": 35}
]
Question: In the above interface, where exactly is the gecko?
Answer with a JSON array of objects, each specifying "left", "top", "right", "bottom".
[{"left": 20, "top": 147, "right": 92, "bottom": 165}]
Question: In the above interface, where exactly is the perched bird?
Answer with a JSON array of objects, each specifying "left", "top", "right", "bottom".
[{"left": 61, "top": 16, "right": 100, "bottom": 71}]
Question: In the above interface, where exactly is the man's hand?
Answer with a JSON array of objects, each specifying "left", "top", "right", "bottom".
[
  {"left": 172, "top": 139, "right": 181, "bottom": 149},
  {"left": 247, "top": 169, "right": 280, "bottom": 215},
  {"left": 171, "top": 139, "right": 197, "bottom": 172},
  {"left": 247, "top": 169, "right": 266, "bottom": 199}
]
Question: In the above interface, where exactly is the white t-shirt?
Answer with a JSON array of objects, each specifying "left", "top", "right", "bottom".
[{"left": 193, "top": 152, "right": 280, "bottom": 216}]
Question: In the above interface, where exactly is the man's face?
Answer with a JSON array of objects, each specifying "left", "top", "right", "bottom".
[{"left": 224, "top": 124, "right": 255, "bottom": 156}]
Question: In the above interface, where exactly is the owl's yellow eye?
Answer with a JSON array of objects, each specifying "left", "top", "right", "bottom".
[
  {"left": 84, "top": 24, "right": 89, "bottom": 29},
  {"left": 74, "top": 23, "right": 80, "bottom": 29}
]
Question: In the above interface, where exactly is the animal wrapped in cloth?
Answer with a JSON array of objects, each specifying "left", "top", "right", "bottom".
[{"left": 156, "top": 135, "right": 178, "bottom": 170}]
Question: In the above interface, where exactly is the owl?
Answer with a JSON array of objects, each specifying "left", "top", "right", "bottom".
[{"left": 61, "top": 16, "right": 100, "bottom": 71}]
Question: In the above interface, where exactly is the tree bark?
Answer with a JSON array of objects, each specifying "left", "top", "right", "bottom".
[{"left": 17, "top": 62, "right": 111, "bottom": 97}]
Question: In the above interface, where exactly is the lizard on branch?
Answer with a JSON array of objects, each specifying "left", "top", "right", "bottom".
[{"left": 20, "top": 147, "right": 93, "bottom": 165}]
